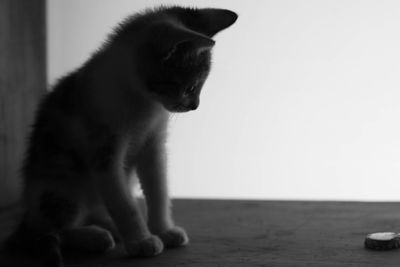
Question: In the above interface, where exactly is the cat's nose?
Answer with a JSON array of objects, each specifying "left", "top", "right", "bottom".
[{"left": 189, "top": 100, "right": 199, "bottom": 110}]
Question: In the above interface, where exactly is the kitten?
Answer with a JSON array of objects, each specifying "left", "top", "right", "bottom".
[{"left": 6, "top": 5, "right": 237, "bottom": 267}]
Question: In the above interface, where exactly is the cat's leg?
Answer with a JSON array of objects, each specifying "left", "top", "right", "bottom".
[
  {"left": 84, "top": 205, "right": 120, "bottom": 241},
  {"left": 61, "top": 225, "right": 115, "bottom": 253},
  {"left": 95, "top": 170, "right": 164, "bottom": 256},
  {"left": 136, "top": 137, "right": 189, "bottom": 248},
  {"left": 10, "top": 182, "right": 84, "bottom": 267},
  {"left": 93, "top": 139, "right": 163, "bottom": 257}
]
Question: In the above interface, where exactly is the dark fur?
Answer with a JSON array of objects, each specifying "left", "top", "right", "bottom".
[{"left": 6, "top": 6, "right": 237, "bottom": 267}]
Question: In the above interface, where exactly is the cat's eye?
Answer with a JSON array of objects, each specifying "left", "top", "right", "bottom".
[{"left": 185, "top": 85, "right": 196, "bottom": 95}]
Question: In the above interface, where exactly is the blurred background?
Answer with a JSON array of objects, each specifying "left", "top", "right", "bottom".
[{"left": 2, "top": 1, "right": 400, "bottom": 206}]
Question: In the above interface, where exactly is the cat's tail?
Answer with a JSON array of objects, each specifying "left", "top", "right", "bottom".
[{"left": 5, "top": 222, "right": 64, "bottom": 267}]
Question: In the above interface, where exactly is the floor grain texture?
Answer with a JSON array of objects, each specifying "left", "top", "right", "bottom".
[{"left": 1, "top": 199, "right": 400, "bottom": 266}]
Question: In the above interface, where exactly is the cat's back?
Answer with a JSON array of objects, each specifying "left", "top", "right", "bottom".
[{"left": 23, "top": 72, "right": 90, "bottom": 180}]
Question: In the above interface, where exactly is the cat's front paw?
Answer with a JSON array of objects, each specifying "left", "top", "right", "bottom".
[
  {"left": 158, "top": 226, "right": 189, "bottom": 248},
  {"left": 125, "top": 235, "right": 164, "bottom": 257}
]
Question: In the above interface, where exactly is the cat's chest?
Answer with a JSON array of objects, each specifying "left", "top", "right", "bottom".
[{"left": 125, "top": 110, "right": 167, "bottom": 151}]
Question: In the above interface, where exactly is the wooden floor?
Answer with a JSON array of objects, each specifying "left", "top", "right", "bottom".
[{"left": 1, "top": 199, "right": 400, "bottom": 266}]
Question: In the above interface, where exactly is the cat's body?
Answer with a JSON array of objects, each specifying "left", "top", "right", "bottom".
[{"left": 6, "top": 6, "right": 237, "bottom": 267}]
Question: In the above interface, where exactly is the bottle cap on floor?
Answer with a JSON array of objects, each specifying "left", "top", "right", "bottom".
[{"left": 364, "top": 232, "right": 400, "bottom": 250}]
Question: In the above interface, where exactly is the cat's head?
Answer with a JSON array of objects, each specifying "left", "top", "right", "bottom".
[{"left": 121, "top": 7, "right": 238, "bottom": 112}]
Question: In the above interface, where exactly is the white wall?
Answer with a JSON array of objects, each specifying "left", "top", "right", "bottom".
[{"left": 48, "top": 0, "right": 400, "bottom": 201}]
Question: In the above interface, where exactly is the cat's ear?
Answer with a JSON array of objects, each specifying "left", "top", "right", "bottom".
[
  {"left": 193, "top": 9, "right": 238, "bottom": 37},
  {"left": 157, "top": 25, "right": 215, "bottom": 61}
]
